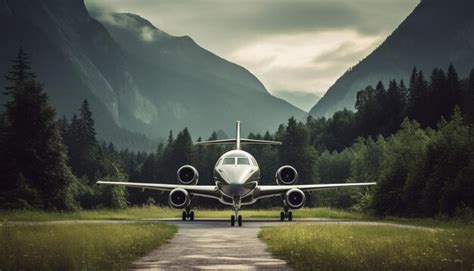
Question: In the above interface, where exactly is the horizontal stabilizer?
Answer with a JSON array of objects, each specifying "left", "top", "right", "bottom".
[{"left": 196, "top": 138, "right": 282, "bottom": 146}]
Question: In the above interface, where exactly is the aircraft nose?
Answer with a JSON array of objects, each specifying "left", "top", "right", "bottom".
[{"left": 221, "top": 167, "right": 253, "bottom": 184}]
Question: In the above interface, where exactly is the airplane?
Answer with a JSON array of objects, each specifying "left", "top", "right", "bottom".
[{"left": 98, "top": 121, "right": 376, "bottom": 227}]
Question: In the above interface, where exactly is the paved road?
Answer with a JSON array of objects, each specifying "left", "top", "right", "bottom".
[
  {"left": 129, "top": 218, "right": 437, "bottom": 271},
  {"left": 131, "top": 220, "right": 290, "bottom": 271}
]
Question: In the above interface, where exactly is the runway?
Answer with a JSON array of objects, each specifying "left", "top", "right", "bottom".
[
  {"left": 129, "top": 218, "right": 436, "bottom": 271},
  {"left": 131, "top": 219, "right": 291, "bottom": 271}
]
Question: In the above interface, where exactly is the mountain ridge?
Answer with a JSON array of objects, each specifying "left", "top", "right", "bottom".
[
  {"left": 310, "top": 0, "right": 474, "bottom": 117},
  {"left": 0, "top": 0, "right": 306, "bottom": 150}
]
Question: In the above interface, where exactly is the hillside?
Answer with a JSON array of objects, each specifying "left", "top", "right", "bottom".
[
  {"left": 310, "top": 0, "right": 474, "bottom": 117},
  {"left": 0, "top": 0, "right": 305, "bottom": 150}
]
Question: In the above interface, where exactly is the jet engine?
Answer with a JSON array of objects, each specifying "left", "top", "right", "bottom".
[
  {"left": 275, "top": 165, "right": 298, "bottom": 185},
  {"left": 169, "top": 188, "right": 191, "bottom": 209},
  {"left": 284, "top": 188, "right": 306, "bottom": 209},
  {"left": 177, "top": 165, "right": 199, "bottom": 185}
]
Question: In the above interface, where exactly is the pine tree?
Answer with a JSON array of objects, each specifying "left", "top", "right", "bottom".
[
  {"left": 4, "top": 48, "right": 36, "bottom": 93},
  {"left": 446, "top": 64, "right": 461, "bottom": 116},
  {"left": 0, "top": 80, "right": 77, "bottom": 210},
  {"left": 173, "top": 128, "right": 194, "bottom": 167},
  {"left": 66, "top": 100, "right": 103, "bottom": 180},
  {"left": 279, "top": 118, "right": 318, "bottom": 185},
  {"left": 386, "top": 80, "right": 405, "bottom": 134},
  {"left": 465, "top": 69, "right": 474, "bottom": 122},
  {"left": 430, "top": 68, "right": 447, "bottom": 122},
  {"left": 78, "top": 99, "right": 96, "bottom": 146},
  {"left": 408, "top": 69, "right": 431, "bottom": 126}
]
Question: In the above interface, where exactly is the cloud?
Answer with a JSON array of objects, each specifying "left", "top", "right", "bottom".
[{"left": 230, "top": 30, "right": 383, "bottom": 95}]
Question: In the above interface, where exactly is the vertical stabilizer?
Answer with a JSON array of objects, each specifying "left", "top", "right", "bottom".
[{"left": 236, "top": 121, "right": 241, "bottom": 150}]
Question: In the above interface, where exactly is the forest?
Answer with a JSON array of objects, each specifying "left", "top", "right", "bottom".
[{"left": 0, "top": 49, "right": 473, "bottom": 218}]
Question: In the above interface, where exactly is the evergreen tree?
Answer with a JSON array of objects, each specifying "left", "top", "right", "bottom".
[
  {"left": 446, "top": 64, "right": 461, "bottom": 117},
  {"left": 465, "top": 69, "right": 474, "bottom": 122},
  {"left": 385, "top": 80, "right": 406, "bottom": 134},
  {"left": 430, "top": 68, "right": 447, "bottom": 122},
  {"left": 66, "top": 100, "right": 104, "bottom": 180},
  {"left": 78, "top": 99, "right": 96, "bottom": 146},
  {"left": 173, "top": 128, "right": 194, "bottom": 167},
  {"left": 407, "top": 69, "right": 431, "bottom": 126},
  {"left": 4, "top": 48, "right": 36, "bottom": 93},
  {"left": 0, "top": 80, "right": 77, "bottom": 210},
  {"left": 278, "top": 118, "right": 318, "bottom": 185}
]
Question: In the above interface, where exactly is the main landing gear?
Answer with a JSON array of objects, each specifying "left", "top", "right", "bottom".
[
  {"left": 280, "top": 207, "right": 293, "bottom": 221},
  {"left": 230, "top": 214, "right": 242, "bottom": 227},
  {"left": 182, "top": 208, "right": 194, "bottom": 221}
]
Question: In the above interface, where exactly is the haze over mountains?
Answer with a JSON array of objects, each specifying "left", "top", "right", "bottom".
[
  {"left": 0, "top": 0, "right": 305, "bottom": 150},
  {"left": 310, "top": 0, "right": 474, "bottom": 117}
]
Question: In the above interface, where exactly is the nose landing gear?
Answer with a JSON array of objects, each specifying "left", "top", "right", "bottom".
[{"left": 231, "top": 196, "right": 242, "bottom": 227}]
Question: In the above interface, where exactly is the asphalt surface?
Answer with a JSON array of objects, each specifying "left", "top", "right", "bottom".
[
  {"left": 131, "top": 219, "right": 291, "bottom": 271},
  {"left": 129, "top": 218, "right": 437, "bottom": 271}
]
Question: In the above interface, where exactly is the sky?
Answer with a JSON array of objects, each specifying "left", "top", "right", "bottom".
[{"left": 85, "top": 0, "right": 419, "bottom": 97}]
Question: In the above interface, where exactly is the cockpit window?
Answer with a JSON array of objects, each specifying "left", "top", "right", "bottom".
[
  {"left": 237, "top": 157, "right": 250, "bottom": 165},
  {"left": 222, "top": 157, "right": 235, "bottom": 165}
]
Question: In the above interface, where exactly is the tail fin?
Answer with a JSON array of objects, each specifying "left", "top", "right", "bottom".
[
  {"left": 236, "top": 120, "right": 241, "bottom": 150},
  {"left": 196, "top": 121, "right": 282, "bottom": 150}
]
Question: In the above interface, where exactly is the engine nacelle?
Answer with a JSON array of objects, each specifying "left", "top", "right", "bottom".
[
  {"left": 177, "top": 165, "right": 199, "bottom": 185},
  {"left": 275, "top": 165, "right": 298, "bottom": 185},
  {"left": 169, "top": 188, "right": 191, "bottom": 209},
  {"left": 284, "top": 188, "right": 306, "bottom": 209}
]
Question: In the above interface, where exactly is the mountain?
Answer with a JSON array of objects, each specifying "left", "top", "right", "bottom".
[
  {"left": 271, "top": 90, "right": 321, "bottom": 112},
  {"left": 0, "top": 0, "right": 159, "bottom": 150},
  {"left": 310, "top": 0, "right": 474, "bottom": 117},
  {"left": 93, "top": 12, "right": 306, "bottom": 137},
  {"left": 0, "top": 0, "right": 305, "bottom": 151}
]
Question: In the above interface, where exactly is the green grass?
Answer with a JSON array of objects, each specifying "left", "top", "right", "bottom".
[
  {"left": 260, "top": 224, "right": 474, "bottom": 271},
  {"left": 0, "top": 207, "right": 366, "bottom": 222},
  {"left": 1, "top": 206, "right": 471, "bottom": 230},
  {"left": 0, "top": 222, "right": 176, "bottom": 270}
]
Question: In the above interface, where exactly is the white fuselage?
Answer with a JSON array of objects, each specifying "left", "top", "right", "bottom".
[{"left": 213, "top": 150, "right": 260, "bottom": 205}]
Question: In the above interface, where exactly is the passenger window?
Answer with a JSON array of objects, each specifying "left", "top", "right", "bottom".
[
  {"left": 237, "top": 158, "right": 250, "bottom": 165},
  {"left": 223, "top": 158, "right": 235, "bottom": 165}
]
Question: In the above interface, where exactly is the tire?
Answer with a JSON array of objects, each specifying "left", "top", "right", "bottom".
[
  {"left": 182, "top": 211, "right": 187, "bottom": 221},
  {"left": 280, "top": 211, "right": 285, "bottom": 221},
  {"left": 231, "top": 215, "right": 235, "bottom": 227},
  {"left": 288, "top": 211, "right": 293, "bottom": 221},
  {"left": 190, "top": 211, "right": 195, "bottom": 221},
  {"left": 238, "top": 215, "right": 242, "bottom": 227}
]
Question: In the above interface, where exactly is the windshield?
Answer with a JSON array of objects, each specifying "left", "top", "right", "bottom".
[
  {"left": 222, "top": 157, "right": 235, "bottom": 165},
  {"left": 237, "top": 157, "right": 250, "bottom": 165}
]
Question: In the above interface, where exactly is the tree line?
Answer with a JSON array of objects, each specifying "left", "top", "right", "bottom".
[{"left": 0, "top": 49, "right": 473, "bottom": 218}]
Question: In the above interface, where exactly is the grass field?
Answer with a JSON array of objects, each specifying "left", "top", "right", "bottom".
[
  {"left": 0, "top": 206, "right": 367, "bottom": 222},
  {"left": 260, "top": 224, "right": 474, "bottom": 271},
  {"left": 0, "top": 222, "right": 176, "bottom": 270}
]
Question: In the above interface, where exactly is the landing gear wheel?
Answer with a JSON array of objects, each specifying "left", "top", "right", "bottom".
[
  {"left": 231, "top": 215, "right": 235, "bottom": 227},
  {"left": 238, "top": 215, "right": 242, "bottom": 227},
  {"left": 190, "top": 211, "right": 195, "bottom": 221},
  {"left": 280, "top": 211, "right": 285, "bottom": 221},
  {"left": 288, "top": 211, "right": 293, "bottom": 221},
  {"left": 182, "top": 211, "right": 187, "bottom": 221}
]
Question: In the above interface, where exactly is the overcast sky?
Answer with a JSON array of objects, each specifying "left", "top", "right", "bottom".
[{"left": 85, "top": 0, "right": 419, "bottom": 96}]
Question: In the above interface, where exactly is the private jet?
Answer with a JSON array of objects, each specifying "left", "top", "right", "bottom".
[{"left": 98, "top": 121, "right": 376, "bottom": 226}]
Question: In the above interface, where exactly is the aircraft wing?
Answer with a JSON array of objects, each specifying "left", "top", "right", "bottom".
[
  {"left": 255, "top": 182, "right": 376, "bottom": 199},
  {"left": 96, "top": 181, "right": 219, "bottom": 199}
]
